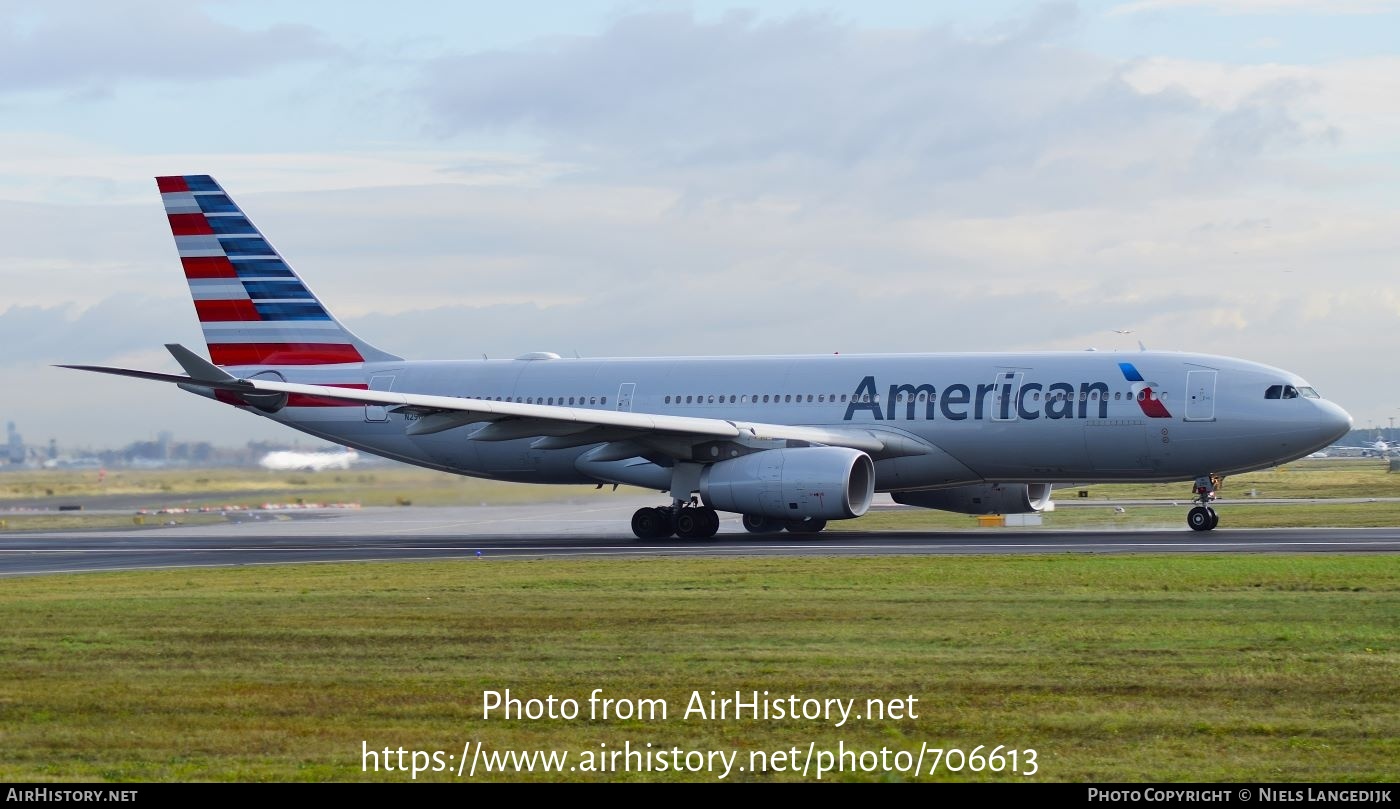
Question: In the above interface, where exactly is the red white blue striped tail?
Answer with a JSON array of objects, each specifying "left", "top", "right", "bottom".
[{"left": 156, "top": 175, "right": 400, "bottom": 367}]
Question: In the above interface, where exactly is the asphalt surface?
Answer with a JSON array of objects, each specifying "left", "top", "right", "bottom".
[{"left": 4, "top": 498, "right": 1399, "bottom": 576}]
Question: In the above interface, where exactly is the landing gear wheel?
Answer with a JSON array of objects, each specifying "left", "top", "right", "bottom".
[
  {"left": 702, "top": 507, "right": 721, "bottom": 536},
  {"left": 675, "top": 507, "right": 720, "bottom": 540},
  {"left": 742, "top": 514, "right": 783, "bottom": 534},
  {"left": 1207, "top": 507, "right": 1219, "bottom": 530},
  {"left": 783, "top": 518, "right": 828, "bottom": 535},
  {"left": 1187, "top": 506, "right": 1213, "bottom": 532},
  {"left": 631, "top": 507, "right": 675, "bottom": 540}
]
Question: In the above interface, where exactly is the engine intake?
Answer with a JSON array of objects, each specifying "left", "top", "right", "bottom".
[
  {"left": 892, "top": 483, "right": 1054, "bottom": 515},
  {"left": 700, "top": 446, "right": 875, "bottom": 520}
]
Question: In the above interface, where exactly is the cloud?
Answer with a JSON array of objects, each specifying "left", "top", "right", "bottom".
[
  {"left": 421, "top": 11, "right": 1101, "bottom": 179},
  {"left": 416, "top": 9, "right": 1340, "bottom": 216},
  {"left": 0, "top": 0, "right": 339, "bottom": 95},
  {"left": 0, "top": 295, "right": 199, "bottom": 365},
  {"left": 1111, "top": 0, "right": 1398, "bottom": 15}
]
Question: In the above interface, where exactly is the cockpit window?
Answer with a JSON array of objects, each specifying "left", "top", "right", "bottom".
[
  {"left": 1265, "top": 385, "right": 1282, "bottom": 400},
  {"left": 1298, "top": 386, "right": 1320, "bottom": 399},
  {"left": 1282, "top": 385, "right": 1299, "bottom": 399}
]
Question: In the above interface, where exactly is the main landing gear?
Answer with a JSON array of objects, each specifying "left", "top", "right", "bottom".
[
  {"left": 1187, "top": 473, "right": 1222, "bottom": 531},
  {"left": 630, "top": 505, "right": 831, "bottom": 539},
  {"left": 631, "top": 501, "right": 720, "bottom": 540},
  {"left": 741, "top": 514, "right": 828, "bottom": 535}
]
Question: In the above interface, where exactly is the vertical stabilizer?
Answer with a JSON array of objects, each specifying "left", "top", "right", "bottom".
[{"left": 156, "top": 175, "right": 401, "bottom": 366}]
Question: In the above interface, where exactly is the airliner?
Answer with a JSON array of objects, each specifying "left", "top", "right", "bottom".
[
  {"left": 61, "top": 175, "right": 1353, "bottom": 537},
  {"left": 1357, "top": 439, "right": 1394, "bottom": 458},
  {"left": 259, "top": 447, "right": 360, "bottom": 472},
  {"left": 1325, "top": 439, "right": 1394, "bottom": 458}
]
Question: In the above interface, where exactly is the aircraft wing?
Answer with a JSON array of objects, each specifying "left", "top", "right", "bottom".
[{"left": 59, "top": 356, "right": 898, "bottom": 457}]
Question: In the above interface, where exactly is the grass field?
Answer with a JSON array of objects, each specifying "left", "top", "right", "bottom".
[
  {"left": 0, "top": 466, "right": 597, "bottom": 508},
  {"left": 1, "top": 555, "right": 1396, "bottom": 783}
]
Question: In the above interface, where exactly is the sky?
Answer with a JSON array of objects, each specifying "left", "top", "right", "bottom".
[{"left": 1, "top": 0, "right": 1398, "bottom": 449}]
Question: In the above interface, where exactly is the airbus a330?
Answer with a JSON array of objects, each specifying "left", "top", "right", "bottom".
[{"left": 62, "top": 176, "right": 1353, "bottom": 537}]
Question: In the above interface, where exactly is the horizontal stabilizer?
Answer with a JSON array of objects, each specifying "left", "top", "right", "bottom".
[{"left": 55, "top": 363, "right": 259, "bottom": 394}]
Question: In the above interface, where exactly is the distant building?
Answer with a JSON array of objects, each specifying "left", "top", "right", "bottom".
[{"left": 5, "top": 422, "right": 22, "bottom": 465}]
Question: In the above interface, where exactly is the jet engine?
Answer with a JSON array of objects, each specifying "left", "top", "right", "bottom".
[
  {"left": 892, "top": 483, "right": 1054, "bottom": 515},
  {"left": 699, "top": 446, "right": 874, "bottom": 520}
]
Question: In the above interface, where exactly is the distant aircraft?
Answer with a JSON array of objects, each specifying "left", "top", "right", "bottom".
[
  {"left": 1349, "top": 440, "right": 1394, "bottom": 458},
  {"left": 61, "top": 176, "right": 1353, "bottom": 536},
  {"left": 259, "top": 448, "right": 359, "bottom": 472}
]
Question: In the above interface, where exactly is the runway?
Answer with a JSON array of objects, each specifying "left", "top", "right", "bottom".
[{"left": 4, "top": 499, "right": 1399, "bottom": 576}]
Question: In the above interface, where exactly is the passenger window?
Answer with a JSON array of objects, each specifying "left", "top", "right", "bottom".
[
  {"left": 841, "top": 394, "right": 847, "bottom": 402},
  {"left": 730, "top": 395, "right": 736, "bottom": 403},
  {"left": 762, "top": 395, "right": 769, "bottom": 403},
  {"left": 664, "top": 396, "right": 671, "bottom": 404},
  {"left": 818, "top": 394, "right": 825, "bottom": 403},
  {"left": 708, "top": 395, "right": 715, "bottom": 404},
  {"left": 784, "top": 395, "right": 792, "bottom": 403},
  {"left": 601, "top": 397, "right": 607, "bottom": 404}
]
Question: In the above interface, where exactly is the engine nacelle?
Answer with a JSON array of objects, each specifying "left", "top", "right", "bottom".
[
  {"left": 892, "top": 483, "right": 1054, "bottom": 515},
  {"left": 700, "top": 447, "right": 875, "bottom": 520}
]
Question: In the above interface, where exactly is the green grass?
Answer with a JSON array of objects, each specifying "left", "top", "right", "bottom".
[
  {"left": 0, "top": 467, "right": 599, "bottom": 509},
  {"left": 1, "top": 556, "right": 1395, "bottom": 782},
  {"left": 0, "top": 513, "right": 232, "bottom": 532}
]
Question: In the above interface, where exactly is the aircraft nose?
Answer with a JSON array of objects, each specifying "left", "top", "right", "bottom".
[{"left": 1317, "top": 400, "right": 1353, "bottom": 444}]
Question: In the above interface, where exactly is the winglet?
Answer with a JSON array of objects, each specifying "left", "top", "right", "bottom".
[
  {"left": 166, "top": 343, "right": 236, "bottom": 382},
  {"left": 167, "top": 343, "right": 287, "bottom": 412}
]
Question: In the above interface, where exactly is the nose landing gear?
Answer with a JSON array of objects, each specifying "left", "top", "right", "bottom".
[
  {"left": 1187, "top": 505, "right": 1218, "bottom": 531},
  {"left": 1187, "top": 474, "right": 1222, "bottom": 531}
]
